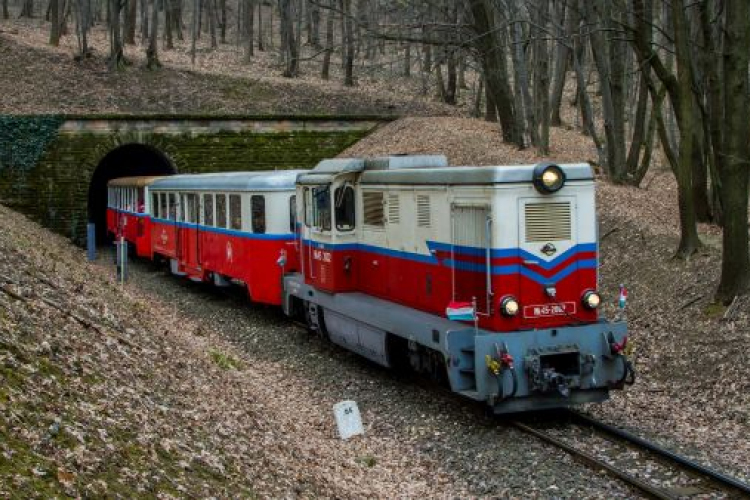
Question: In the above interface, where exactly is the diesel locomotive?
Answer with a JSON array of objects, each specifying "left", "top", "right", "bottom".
[{"left": 107, "top": 155, "right": 632, "bottom": 414}]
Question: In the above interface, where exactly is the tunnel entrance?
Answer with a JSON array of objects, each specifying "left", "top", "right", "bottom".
[{"left": 88, "top": 144, "right": 176, "bottom": 243}]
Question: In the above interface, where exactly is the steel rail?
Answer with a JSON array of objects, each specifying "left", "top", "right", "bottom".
[
  {"left": 510, "top": 420, "right": 677, "bottom": 500},
  {"left": 569, "top": 411, "right": 750, "bottom": 497}
]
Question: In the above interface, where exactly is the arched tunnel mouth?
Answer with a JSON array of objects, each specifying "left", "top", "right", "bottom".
[{"left": 88, "top": 144, "right": 176, "bottom": 244}]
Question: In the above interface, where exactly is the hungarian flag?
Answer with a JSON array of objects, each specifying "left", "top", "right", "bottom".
[{"left": 446, "top": 301, "right": 476, "bottom": 321}]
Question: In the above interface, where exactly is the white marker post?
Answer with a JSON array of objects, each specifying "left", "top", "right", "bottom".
[{"left": 333, "top": 400, "right": 364, "bottom": 440}]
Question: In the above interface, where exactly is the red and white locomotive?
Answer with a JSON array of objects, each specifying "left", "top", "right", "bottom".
[{"left": 107, "top": 156, "right": 631, "bottom": 413}]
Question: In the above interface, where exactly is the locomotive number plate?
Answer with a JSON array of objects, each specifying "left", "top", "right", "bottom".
[{"left": 523, "top": 302, "right": 576, "bottom": 318}]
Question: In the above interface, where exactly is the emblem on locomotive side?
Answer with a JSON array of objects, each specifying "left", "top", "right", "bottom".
[{"left": 541, "top": 243, "right": 557, "bottom": 256}]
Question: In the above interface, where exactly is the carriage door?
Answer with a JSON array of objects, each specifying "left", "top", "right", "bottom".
[{"left": 451, "top": 205, "right": 492, "bottom": 314}]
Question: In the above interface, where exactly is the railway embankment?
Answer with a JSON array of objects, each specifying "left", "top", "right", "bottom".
[{"left": 0, "top": 205, "right": 635, "bottom": 496}]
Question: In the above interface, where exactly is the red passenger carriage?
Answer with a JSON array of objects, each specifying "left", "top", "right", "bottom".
[{"left": 148, "top": 172, "right": 304, "bottom": 306}]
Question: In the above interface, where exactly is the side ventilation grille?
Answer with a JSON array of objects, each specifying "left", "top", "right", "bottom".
[
  {"left": 417, "top": 195, "right": 431, "bottom": 228},
  {"left": 525, "top": 202, "right": 572, "bottom": 242},
  {"left": 363, "top": 191, "right": 385, "bottom": 228},
  {"left": 387, "top": 194, "right": 400, "bottom": 224}
]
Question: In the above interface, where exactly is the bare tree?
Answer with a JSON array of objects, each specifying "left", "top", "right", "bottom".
[
  {"left": 468, "top": 0, "right": 522, "bottom": 146},
  {"left": 244, "top": 0, "right": 254, "bottom": 60},
  {"left": 146, "top": 0, "right": 161, "bottom": 69},
  {"left": 49, "top": 0, "right": 61, "bottom": 45}
]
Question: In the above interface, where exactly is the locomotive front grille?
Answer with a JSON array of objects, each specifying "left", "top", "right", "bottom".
[{"left": 524, "top": 202, "right": 572, "bottom": 242}]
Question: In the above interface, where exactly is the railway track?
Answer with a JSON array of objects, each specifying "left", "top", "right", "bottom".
[{"left": 511, "top": 411, "right": 750, "bottom": 499}]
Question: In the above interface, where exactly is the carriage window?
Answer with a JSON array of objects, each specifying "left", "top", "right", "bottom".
[
  {"left": 203, "top": 194, "right": 214, "bottom": 226},
  {"left": 216, "top": 194, "right": 227, "bottom": 228},
  {"left": 229, "top": 194, "right": 242, "bottom": 230},
  {"left": 159, "top": 193, "right": 167, "bottom": 219},
  {"left": 137, "top": 188, "right": 145, "bottom": 213},
  {"left": 289, "top": 195, "right": 297, "bottom": 232},
  {"left": 151, "top": 193, "right": 158, "bottom": 217},
  {"left": 251, "top": 195, "right": 265, "bottom": 234},
  {"left": 335, "top": 186, "right": 355, "bottom": 231},
  {"left": 312, "top": 185, "right": 331, "bottom": 231},
  {"left": 184, "top": 194, "right": 198, "bottom": 223},
  {"left": 168, "top": 193, "right": 177, "bottom": 220}
]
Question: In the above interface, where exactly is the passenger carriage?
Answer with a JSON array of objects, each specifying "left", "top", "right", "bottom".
[
  {"left": 106, "top": 176, "right": 165, "bottom": 258},
  {"left": 148, "top": 171, "right": 304, "bottom": 306},
  {"left": 283, "top": 156, "right": 629, "bottom": 413}
]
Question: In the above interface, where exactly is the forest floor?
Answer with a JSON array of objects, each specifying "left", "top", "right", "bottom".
[{"left": 0, "top": 17, "right": 463, "bottom": 116}]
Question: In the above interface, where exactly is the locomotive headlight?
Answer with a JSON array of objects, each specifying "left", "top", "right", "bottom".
[
  {"left": 582, "top": 290, "right": 601, "bottom": 309},
  {"left": 533, "top": 163, "right": 566, "bottom": 194},
  {"left": 500, "top": 296, "right": 520, "bottom": 317}
]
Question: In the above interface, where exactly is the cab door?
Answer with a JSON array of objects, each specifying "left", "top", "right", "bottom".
[{"left": 450, "top": 204, "right": 492, "bottom": 315}]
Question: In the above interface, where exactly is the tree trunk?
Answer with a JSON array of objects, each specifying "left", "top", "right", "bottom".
[
  {"left": 219, "top": 0, "right": 226, "bottom": 43},
  {"left": 625, "top": 71, "right": 650, "bottom": 181},
  {"left": 164, "top": 0, "right": 173, "bottom": 49},
  {"left": 403, "top": 42, "right": 411, "bottom": 78},
  {"left": 207, "top": 0, "right": 216, "bottom": 48},
  {"left": 485, "top": 77, "right": 497, "bottom": 122},
  {"left": 671, "top": 0, "right": 701, "bottom": 258},
  {"left": 73, "top": 0, "right": 90, "bottom": 58},
  {"left": 342, "top": 0, "right": 354, "bottom": 86},
  {"left": 468, "top": 0, "right": 521, "bottom": 146},
  {"left": 2, "top": 0, "right": 9, "bottom": 19},
  {"left": 532, "top": 0, "right": 550, "bottom": 154},
  {"left": 190, "top": 0, "right": 198, "bottom": 64},
  {"left": 140, "top": 0, "right": 148, "bottom": 43},
  {"left": 550, "top": 0, "right": 573, "bottom": 126},
  {"left": 49, "top": 0, "right": 61, "bottom": 46},
  {"left": 309, "top": 0, "right": 320, "bottom": 47},
  {"left": 108, "top": 0, "right": 126, "bottom": 70},
  {"left": 280, "top": 0, "right": 298, "bottom": 77},
  {"left": 19, "top": 0, "right": 34, "bottom": 18},
  {"left": 146, "top": 0, "right": 161, "bottom": 69},
  {"left": 244, "top": 0, "right": 253, "bottom": 60},
  {"left": 256, "top": 0, "right": 263, "bottom": 50},
  {"left": 124, "top": 0, "right": 136, "bottom": 44},
  {"left": 584, "top": 0, "right": 626, "bottom": 181},
  {"left": 715, "top": 0, "right": 750, "bottom": 302}
]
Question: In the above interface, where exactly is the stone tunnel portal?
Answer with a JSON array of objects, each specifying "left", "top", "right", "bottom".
[{"left": 87, "top": 144, "right": 176, "bottom": 243}]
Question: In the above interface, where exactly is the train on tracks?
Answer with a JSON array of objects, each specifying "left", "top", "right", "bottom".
[{"left": 106, "top": 155, "right": 633, "bottom": 414}]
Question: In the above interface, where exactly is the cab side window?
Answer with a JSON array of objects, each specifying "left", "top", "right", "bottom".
[
  {"left": 289, "top": 195, "right": 297, "bottom": 232},
  {"left": 334, "top": 186, "right": 355, "bottom": 231}
]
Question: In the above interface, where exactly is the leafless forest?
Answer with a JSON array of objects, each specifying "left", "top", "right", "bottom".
[{"left": 2, "top": 0, "right": 749, "bottom": 302}]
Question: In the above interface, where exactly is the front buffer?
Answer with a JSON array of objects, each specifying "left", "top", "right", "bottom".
[{"left": 447, "top": 321, "right": 630, "bottom": 414}]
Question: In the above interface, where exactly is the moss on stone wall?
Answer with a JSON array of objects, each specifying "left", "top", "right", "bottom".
[{"left": 0, "top": 122, "right": 372, "bottom": 245}]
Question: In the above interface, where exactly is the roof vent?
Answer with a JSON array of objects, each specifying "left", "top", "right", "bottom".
[{"left": 365, "top": 155, "right": 448, "bottom": 171}]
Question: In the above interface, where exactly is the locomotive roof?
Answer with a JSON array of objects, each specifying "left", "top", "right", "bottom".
[
  {"left": 296, "top": 156, "right": 593, "bottom": 185},
  {"left": 298, "top": 155, "right": 448, "bottom": 184},
  {"left": 359, "top": 163, "right": 594, "bottom": 185},
  {"left": 149, "top": 170, "right": 306, "bottom": 192},
  {"left": 107, "top": 176, "right": 168, "bottom": 187}
]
